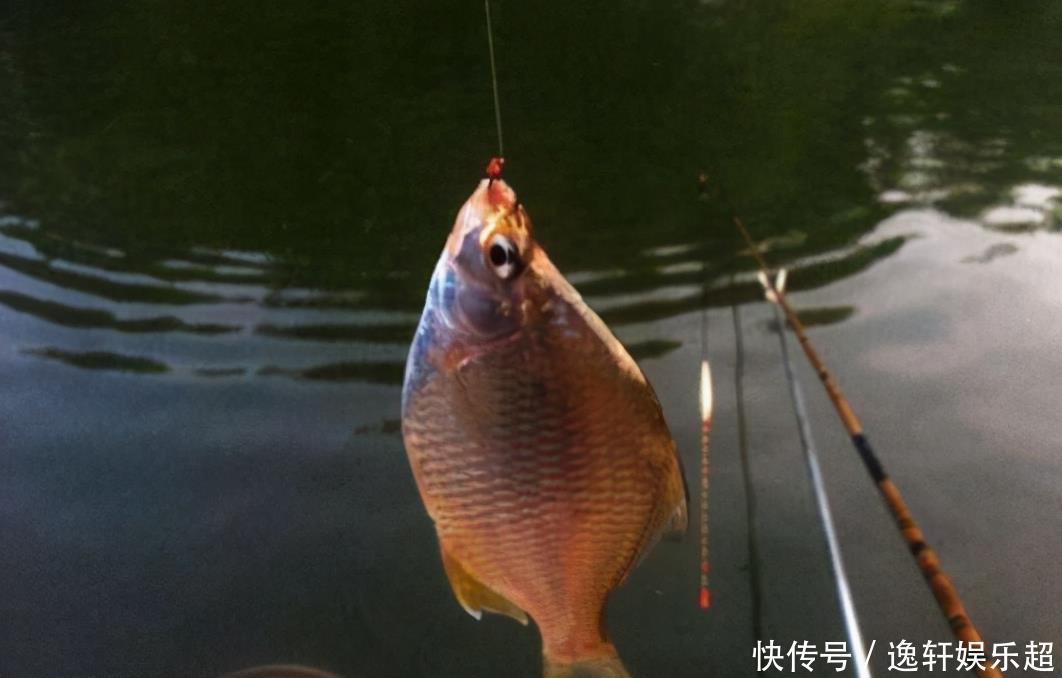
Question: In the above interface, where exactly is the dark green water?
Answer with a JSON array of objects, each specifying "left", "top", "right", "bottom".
[{"left": 2, "top": 2, "right": 1060, "bottom": 676}]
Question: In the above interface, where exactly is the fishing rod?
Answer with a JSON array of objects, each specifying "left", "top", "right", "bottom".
[
  {"left": 733, "top": 216, "right": 1002, "bottom": 678},
  {"left": 761, "top": 268, "right": 871, "bottom": 678}
]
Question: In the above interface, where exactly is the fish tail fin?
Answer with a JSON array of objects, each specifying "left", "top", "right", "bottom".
[{"left": 543, "top": 648, "right": 631, "bottom": 678}]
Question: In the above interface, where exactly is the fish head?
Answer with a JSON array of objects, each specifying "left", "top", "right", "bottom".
[{"left": 429, "top": 178, "right": 537, "bottom": 341}]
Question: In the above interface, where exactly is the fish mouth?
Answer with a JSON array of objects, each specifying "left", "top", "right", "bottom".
[
  {"left": 483, "top": 176, "right": 518, "bottom": 212},
  {"left": 447, "top": 179, "right": 530, "bottom": 259}
]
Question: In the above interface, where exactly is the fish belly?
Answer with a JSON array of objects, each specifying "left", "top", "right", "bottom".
[{"left": 403, "top": 318, "right": 681, "bottom": 662}]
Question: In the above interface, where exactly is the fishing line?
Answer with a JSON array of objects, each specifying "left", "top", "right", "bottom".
[
  {"left": 733, "top": 217, "right": 1002, "bottom": 678},
  {"left": 484, "top": 0, "right": 504, "bottom": 157},
  {"left": 731, "top": 275, "right": 765, "bottom": 640},
  {"left": 761, "top": 270, "right": 872, "bottom": 678}
]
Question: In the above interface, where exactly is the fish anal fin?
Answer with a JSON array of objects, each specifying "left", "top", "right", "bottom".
[
  {"left": 662, "top": 446, "right": 690, "bottom": 541},
  {"left": 441, "top": 546, "right": 528, "bottom": 625},
  {"left": 662, "top": 488, "right": 689, "bottom": 542},
  {"left": 544, "top": 650, "right": 631, "bottom": 678}
]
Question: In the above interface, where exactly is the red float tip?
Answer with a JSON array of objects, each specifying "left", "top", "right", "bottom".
[
  {"left": 486, "top": 157, "right": 505, "bottom": 180},
  {"left": 699, "top": 587, "right": 711, "bottom": 609}
]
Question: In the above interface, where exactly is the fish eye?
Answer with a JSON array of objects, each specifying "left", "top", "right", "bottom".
[{"left": 487, "top": 233, "right": 518, "bottom": 279}]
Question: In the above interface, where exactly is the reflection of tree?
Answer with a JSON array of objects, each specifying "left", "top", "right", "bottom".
[
  {"left": 0, "top": 289, "right": 238, "bottom": 334},
  {"left": 3, "top": 0, "right": 1058, "bottom": 320},
  {"left": 24, "top": 346, "right": 169, "bottom": 373},
  {"left": 0, "top": 249, "right": 224, "bottom": 304},
  {"left": 859, "top": 2, "right": 1062, "bottom": 221}
]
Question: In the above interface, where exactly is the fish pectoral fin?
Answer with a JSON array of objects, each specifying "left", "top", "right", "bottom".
[{"left": 441, "top": 547, "right": 528, "bottom": 626}]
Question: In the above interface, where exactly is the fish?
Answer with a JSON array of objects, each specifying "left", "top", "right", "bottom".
[
  {"left": 218, "top": 666, "right": 341, "bottom": 678},
  {"left": 401, "top": 164, "right": 688, "bottom": 677}
]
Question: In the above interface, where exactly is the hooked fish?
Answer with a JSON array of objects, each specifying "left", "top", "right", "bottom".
[
  {"left": 401, "top": 163, "right": 688, "bottom": 677},
  {"left": 219, "top": 667, "right": 340, "bottom": 678}
]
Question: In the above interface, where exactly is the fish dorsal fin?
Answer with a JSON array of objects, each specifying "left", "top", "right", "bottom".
[
  {"left": 441, "top": 545, "right": 528, "bottom": 625},
  {"left": 537, "top": 253, "right": 647, "bottom": 387}
]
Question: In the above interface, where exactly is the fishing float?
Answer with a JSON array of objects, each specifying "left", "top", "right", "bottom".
[
  {"left": 733, "top": 216, "right": 1002, "bottom": 678},
  {"left": 698, "top": 357, "right": 713, "bottom": 609},
  {"left": 696, "top": 259, "right": 715, "bottom": 611}
]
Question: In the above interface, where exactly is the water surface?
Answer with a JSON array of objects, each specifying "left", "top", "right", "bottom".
[{"left": 1, "top": 2, "right": 1060, "bottom": 676}]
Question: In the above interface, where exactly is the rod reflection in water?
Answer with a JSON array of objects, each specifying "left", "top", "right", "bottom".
[{"left": 730, "top": 277, "right": 765, "bottom": 641}]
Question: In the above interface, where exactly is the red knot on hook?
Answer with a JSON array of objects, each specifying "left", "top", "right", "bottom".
[{"left": 486, "top": 157, "right": 505, "bottom": 184}]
